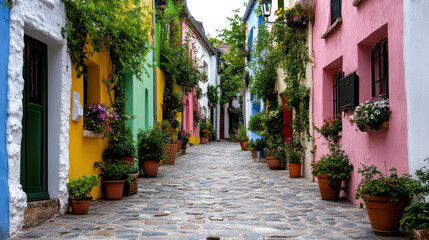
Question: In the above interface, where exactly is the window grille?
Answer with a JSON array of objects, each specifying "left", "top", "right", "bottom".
[
  {"left": 331, "top": 0, "right": 342, "bottom": 25},
  {"left": 333, "top": 71, "right": 344, "bottom": 116},
  {"left": 371, "top": 39, "right": 389, "bottom": 99}
]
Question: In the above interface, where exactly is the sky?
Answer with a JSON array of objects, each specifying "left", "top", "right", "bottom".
[{"left": 186, "top": 0, "right": 248, "bottom": 39}]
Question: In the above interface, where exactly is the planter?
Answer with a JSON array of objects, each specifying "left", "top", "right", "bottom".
[
  {"left": 123, "top": 173, "right": 138, "bottom": 196},
  {"left": 362, "top": 122, "right": 389, "bottom": 132},
  {"left": 200, "top": 136, "right": 207, "bottom": 144},
  {"left": 256, "top": 150, "right": 265, "bottom": 158},
  {"left": 239, "top": 141, "right": 249, "bottom": 151},
  {"left": 176, "top": 141, "right": 182, "bottom": 152},
  {"left": 119, "top": 156, "right": 134, "bottom": 168},
  {"left": 103, "top": 180, "right": 125, "bottom": 200},
  {"left": 251, "top": 150, "right": 256, "bottom": 158},
  {"left": 141, "top": 160, "right": 159, "bottom": 177},
  {"left": 289, "top": 164, "right": 301, "bottom": 178},
  {"left": 410, "top": 228, "right": 429, "bottom": 240},
  {"left": 266, "top": 155, "right": 281, "bottom": 170},
  {"left": 83, "top": 130, "right": 104, "bottom": 139},
  {"left": 165, "top": 143, "right": 177, "bottom": 165},
  {"left": 317, "top": 174, "right": 341, "bottom": 200},
  {"left": 70, "top": 199, "right": 91, "bottom": 215},
  {"left": 364, "top": 195, "right": 409, "bottom": 235}
]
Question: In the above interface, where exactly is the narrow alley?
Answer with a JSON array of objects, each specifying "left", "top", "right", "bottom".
[{"left": 11, "top": 142, "right": 406, "bottom": 240}]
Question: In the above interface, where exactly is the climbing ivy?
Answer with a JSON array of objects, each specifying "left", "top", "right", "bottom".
[{"left": 217, "top": 8, "right": 247, "bottom": 106}]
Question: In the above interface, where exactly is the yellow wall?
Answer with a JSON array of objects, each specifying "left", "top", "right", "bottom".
[
  {"left": 69, "top": 50, "right": 111, "bottom": 200},
  {"left": 190, "top": 136, "right": 199, "bottom": 145},
  {"left": 157, "top": 67, "right": 165, "bottom": 123}
]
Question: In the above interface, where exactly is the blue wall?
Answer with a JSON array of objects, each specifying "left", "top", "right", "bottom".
[
  {"left": 246, "top": 3, "right": 264, "bottom": 141},
  {"left": 0, "top": 1, "right": 9, "bottom": 239}
]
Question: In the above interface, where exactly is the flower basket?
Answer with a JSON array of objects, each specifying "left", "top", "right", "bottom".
[
  {"left": 123, "top": 173, "right": 138, "bottom": 196},
  {"left": 164, "top": 143, "right": 177, "bottom": 165},
  {"left": 362, "top": 121, "right": 389, "bottom": 132},
  {"left": 363, "top": 195, "right": 409, "bottom": 235}
]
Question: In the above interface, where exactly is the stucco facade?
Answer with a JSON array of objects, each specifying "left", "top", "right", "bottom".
[
  {"left": 0, "top": 2, "right": 10, "bottom": 238},
  {"left": 7, "top": 0, "right": 71, "bottom": 235},
  {"left": 68, "top": 50, "right": 111, "bottom": 201},
  {"left": 312, "top": 0, "right": 408, "bottom": 205},
  {"left": 404, "top": 0, "right": 429, "bottom": 179}
]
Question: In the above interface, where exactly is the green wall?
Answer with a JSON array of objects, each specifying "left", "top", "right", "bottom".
[{"left": 126, "top": 49, "right": 154, "bottom": 139}]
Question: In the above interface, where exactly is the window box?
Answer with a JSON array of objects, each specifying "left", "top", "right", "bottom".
[
  {"left": 361, "top": 122, "right": 389, "bottom": 133},
  {"left": 83, "top": 130, "right": 104, "bottom": 139}
]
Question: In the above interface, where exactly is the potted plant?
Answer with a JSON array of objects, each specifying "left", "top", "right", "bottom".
[
  {"left": 349, "top": 98, "right": 391, "bottom": 132},
  {"left": 254, "top": 138, "right": 266, "bottom": 159},
  {"left": 102, "top": 126, "right": 136, "bottom": 167},
  {"left": 248, "top": 139, "right": 256, "bottom": 158},
  {"left": 238, "top": 125, "right": 249, "bottom": 150},
  {"left": 179, "top": 129, "right": 191, "bottom": 154},
  {"left": 315, "top": 114, "right": 342, "bottom": 143},
  {"left": 123, "top": 166, "right": 140, "bottom": 196},
  {"left": 83, "top": 103, "right": 118, "bottom": 138},
  {"left": 311, "top": 142, "right": 354, "bottom": 200},
  {"left": 200, "top": 117, "right": 215, "bottom": 143},
  {"left": 288, "top": 150, "right": 302, "bottom": 178},
  {"left": 94, "top": 160, "right": 131, "bottom": 200},
  {"left": 66, "top": 174, "right": 99, "bottom": 215},
  {"left": 265, "top": 140, "right": 286, "bottom": 170},
  {"left": 400, "top": 159, "right": 429, "bottom": 239},
  {"left": 355, "top": 164, "right": 420, "bottom": 235},
  {"left": 138, "top": 127, "right": 166, "bottom": 177}
]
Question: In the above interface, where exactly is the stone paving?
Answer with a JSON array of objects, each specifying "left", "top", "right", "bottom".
[{"left": 11, "top": 142, "right": 407, "bottom": 240}]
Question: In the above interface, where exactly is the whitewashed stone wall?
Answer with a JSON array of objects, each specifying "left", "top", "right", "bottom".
[{"left": 7, "top": 0, "right": 71, "bottom": 235}]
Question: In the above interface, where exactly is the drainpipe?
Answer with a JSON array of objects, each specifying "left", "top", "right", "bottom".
[{"left": 153, "top": 0, "right": 158, "bottom": 126}]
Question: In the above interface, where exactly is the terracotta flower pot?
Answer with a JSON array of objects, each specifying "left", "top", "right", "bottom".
[
  {"left": 266, "top": 155, "right": 281, "bottom": 170},
  {"left": 364, "top": 195, "right": 409, "bottom": 235},
  {"left": 289, "top": 164, "right": 301, "bottom": 178},
  {"left": 251, "top": 150, "right": 256, "bottom": 158},
  {"left": 239, "top": 141, "right": 249, "bottom": 150},
  {"left": 317, "top": 174, "right": 341, "bottom": 200},
  {"left": 119, "top": 156, "right": 134, "bottom": 168},
  {"left": 103, "top": 180, "right": 125, "bottom": 200},
  {"left": 70, "top": 199, "right": 91, "bottom": 215},
  {"left": 200, "top": 136, "right": 207, "bottom": 144},
  {"left": 142, "top": 160, "right": 159, "bottom": 177}
]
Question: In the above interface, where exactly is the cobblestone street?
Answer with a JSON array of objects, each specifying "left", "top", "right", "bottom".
[{"left": 12, "top": 142, "right": 407, "bottom": 240}]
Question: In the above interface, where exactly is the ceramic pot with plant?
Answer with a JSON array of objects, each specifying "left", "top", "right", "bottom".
[
  {"left": 400, "top": 159, "right": 429, "bottom": 238},
  {"left": 67, "top": 174, "right": 99, "bottom": 215},
  {"left": 349, "top": 98, "right": 391, "bottom": 132},
  {"left": 355, "top": 164, "right": 420, "bottom": 235},
  {"left": 238, "top": 125, "right": 249, "bottom": 150},
  {"left": 311, "top": 142, "right": 353, "bottom": 200},
  {"left": 94, "top": 160, "right": 131, "bottom": 200},
  {"left": 288, "top": 150, "right": 302, "bottom": 178},
  {"left": 103, "top": 126, "right": 136, "bottom": 168},
  {"left": 138, "top": 127, "right": 166, "bottom": 177},
  {"left": 248, "top": 140, "right": 256, "bottom": 158},
  {"left": 254, "top": 138, "right": 267, "bottom": 158}
]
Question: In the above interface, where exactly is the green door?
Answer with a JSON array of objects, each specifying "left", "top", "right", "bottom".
[{"left": 21, "top": 35, "right": 49, "bottom": 202}]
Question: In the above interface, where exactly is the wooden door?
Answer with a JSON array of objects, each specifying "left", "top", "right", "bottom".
[
  {"left": 21, "top": 35, "right": 49, "bottom": 202},
  {"left": 220, "top": 107, "right": 225, "bottom": 139}
]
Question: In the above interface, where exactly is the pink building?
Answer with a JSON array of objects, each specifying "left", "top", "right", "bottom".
[{"left": 312, "top": 0, "right": 408, "bottom": 205}]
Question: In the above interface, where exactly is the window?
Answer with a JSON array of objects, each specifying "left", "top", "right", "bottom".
[
  {"left": 331, "top": 0, "right": 342, "bottom": 25},
  {"left": 371, "top": 39, "right": 388, "bottom": 99},
  {"left": 333, "top": 71, "right": 344, "bottom": 116}
]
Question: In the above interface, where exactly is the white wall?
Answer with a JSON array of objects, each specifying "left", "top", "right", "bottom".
[
  {"left": 404, "top": 1, "right": 429, "bottom": 176},
  {"left": 7, "top": 0, "right": 71, "bottom": 235}
]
